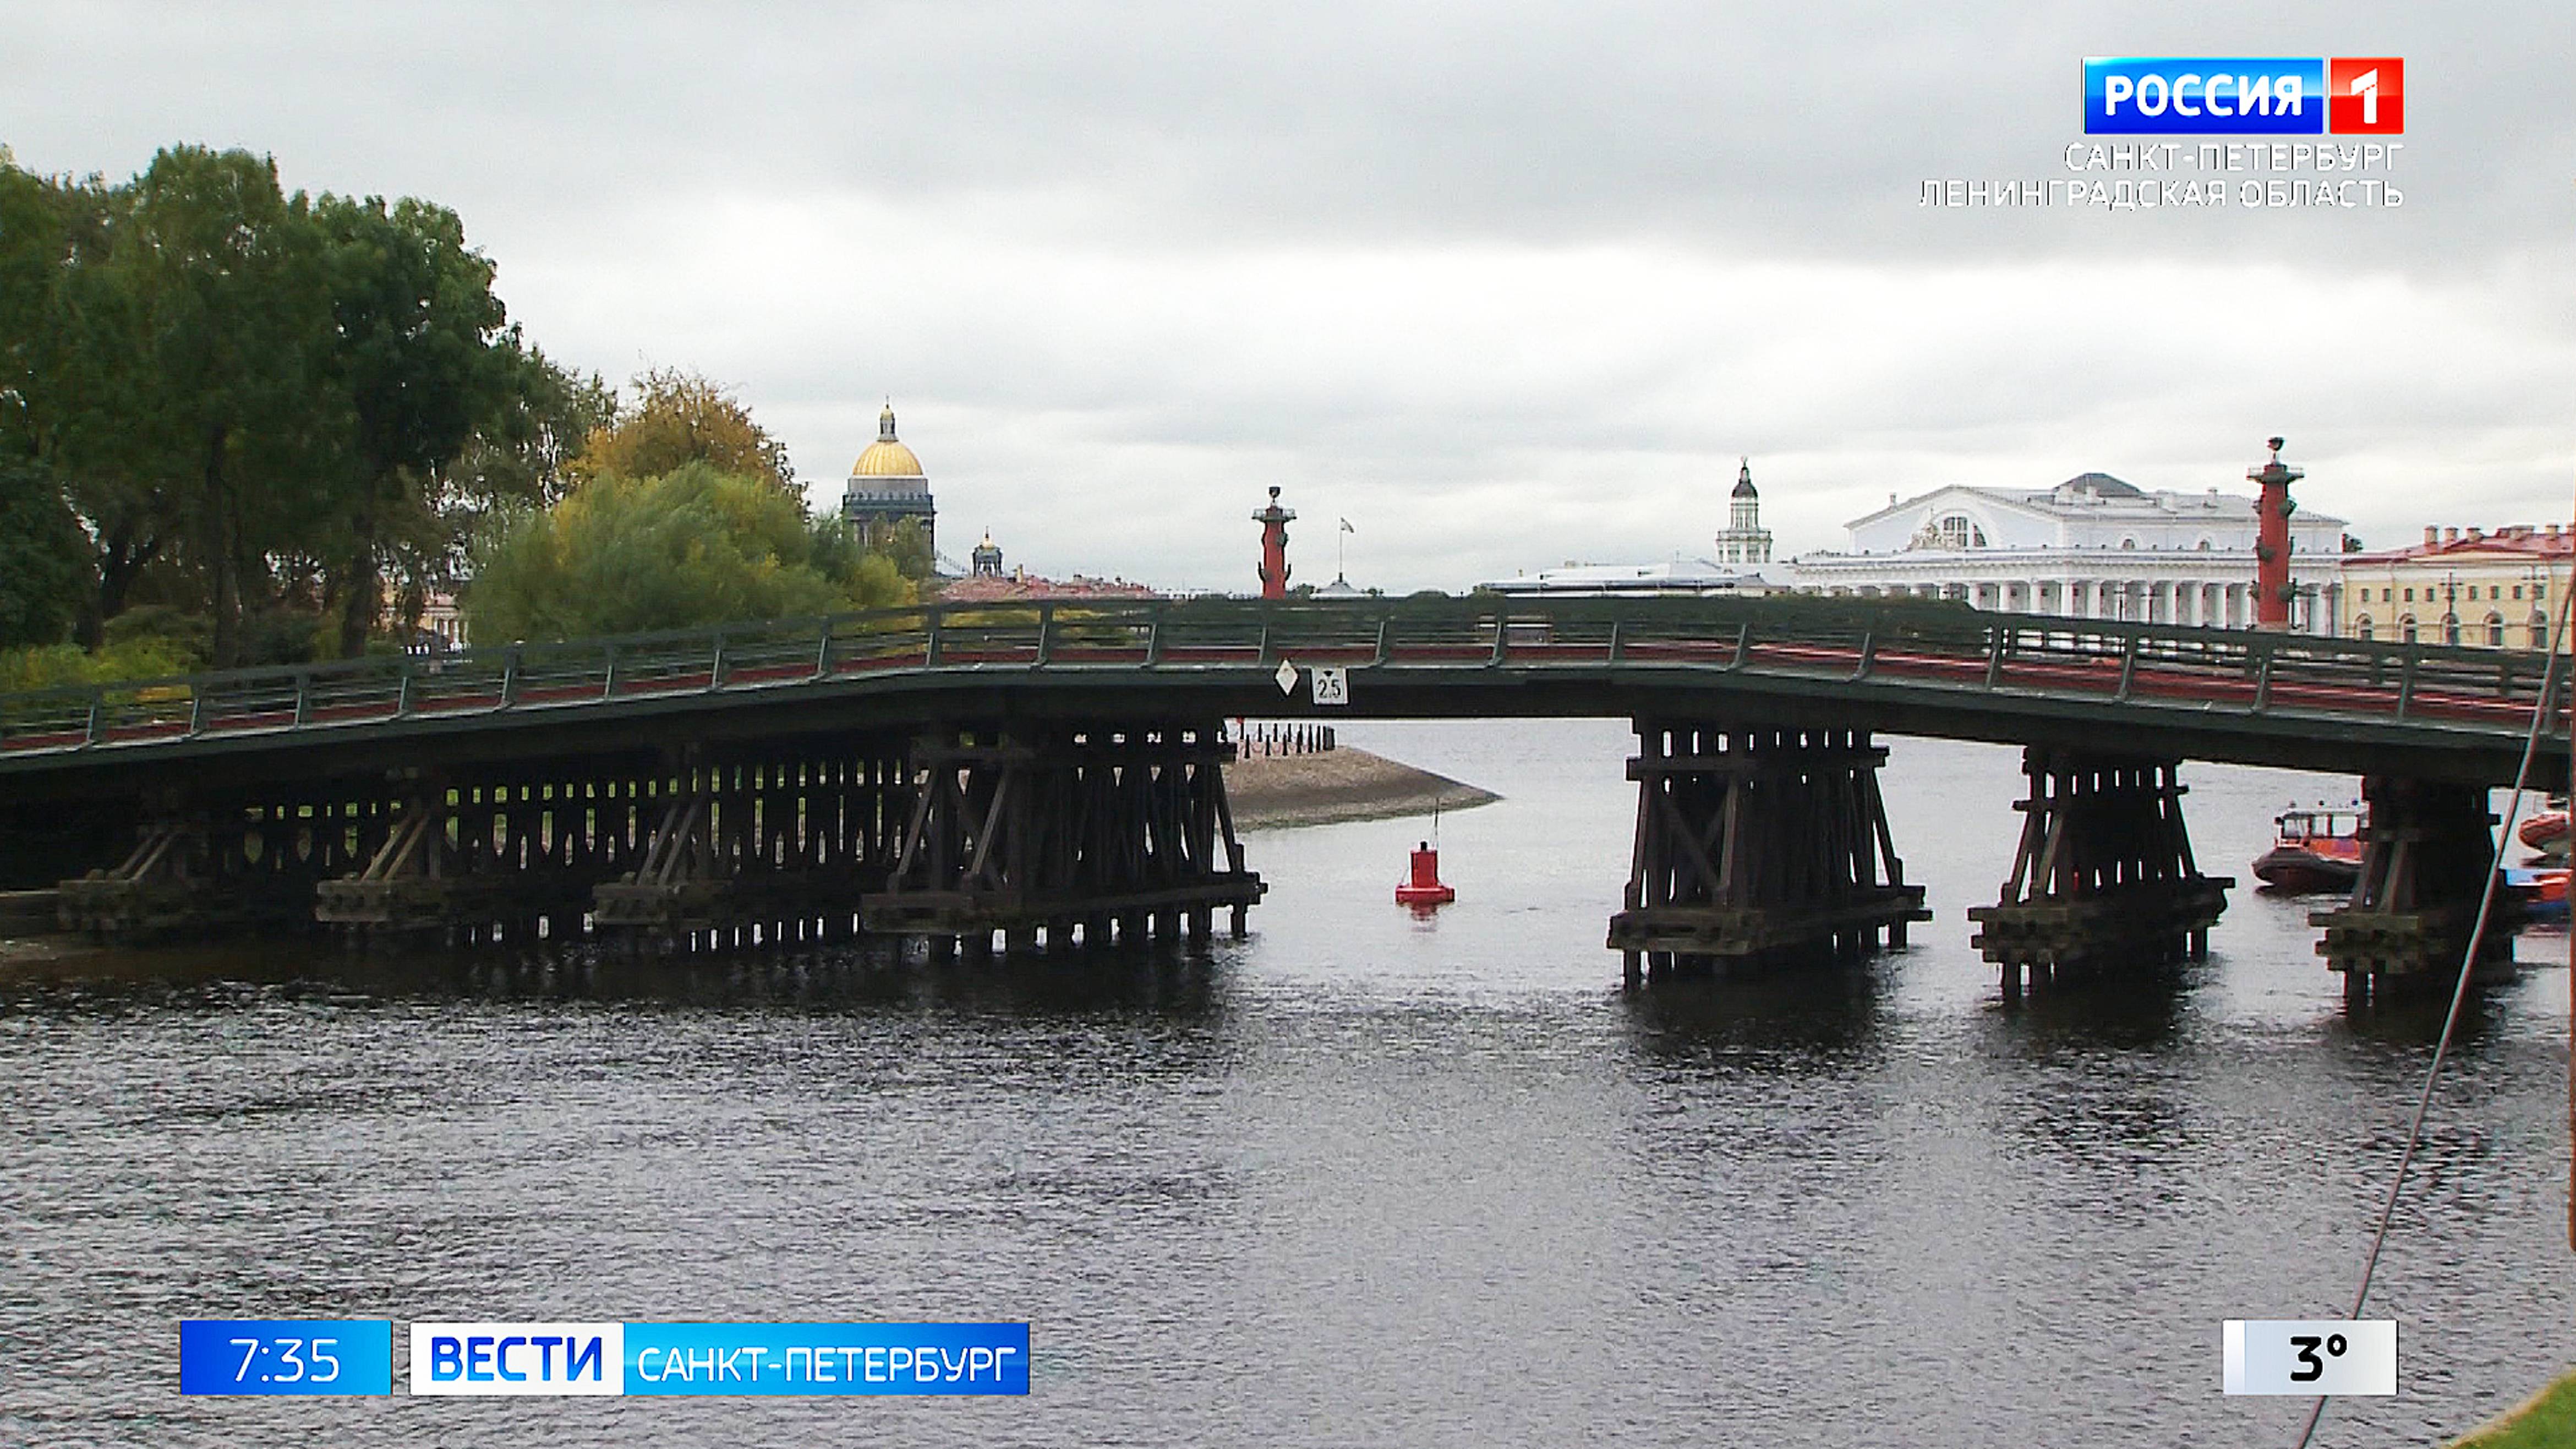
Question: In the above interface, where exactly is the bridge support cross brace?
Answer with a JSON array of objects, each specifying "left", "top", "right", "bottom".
[
  {"left": 60, "top": 790, "right": 378, "bottom": 943},
  {"left": 314, "top": 776, "right": 599, "bottom": 944},
  {"left": 593, "top": 746, "right": 907, "bottom": 949},
  {"left": 1607, "top": 721, "right": 1928, "bottom": 987},
  {"left": 1966, "top": 748, "right": 2232, "bottom": 994},
  {"left": 862, "top": 720, "right": 1265, "bottom": 957},
  {"left": 57, "top": 814, "right": 212, "bottom": 939},
  {"left": 2312, "top": 775, "right": 2508, "bottom": 1005}
]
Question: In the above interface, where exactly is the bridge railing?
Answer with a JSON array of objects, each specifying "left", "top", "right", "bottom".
[{"left": 2, "top": 595, "right": 2567, "bottom": 758}]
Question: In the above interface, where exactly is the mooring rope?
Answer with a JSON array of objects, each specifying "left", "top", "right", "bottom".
[{"left": 2292, "top": 575, "right": 2576, "bottom": 1449}]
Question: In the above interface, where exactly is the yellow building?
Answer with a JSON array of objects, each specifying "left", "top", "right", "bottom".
[{"left": 2337, "top": 524, "right": 2573, "bottom": 648}]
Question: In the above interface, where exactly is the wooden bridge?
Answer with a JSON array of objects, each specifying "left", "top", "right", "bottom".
[{"left": 4, "top": 595, "right": 2562, "bottom": 998}]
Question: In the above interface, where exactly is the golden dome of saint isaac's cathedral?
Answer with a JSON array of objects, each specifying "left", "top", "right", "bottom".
[
  {"left": 851, "top": 403, "right": 926, "bottom": 479},
  {"left": 842, "top": 401, "right": 936, "bottom": 561}
]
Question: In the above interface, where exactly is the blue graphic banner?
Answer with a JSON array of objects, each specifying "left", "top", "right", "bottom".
[
  {"left": 2084, "top": 57, "right": 2326, "bottom": 135},
  {"left": 624, "top": 1322, "right": 1030, "bottom": 1395},
  {"left": 178, "top": 1320, "right": 395, "bottom": 1395}
]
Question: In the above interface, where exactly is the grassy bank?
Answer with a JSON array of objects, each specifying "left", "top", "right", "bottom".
[{"left": 2453, "top": 1370, "right": 2576, "bottom": 1447}]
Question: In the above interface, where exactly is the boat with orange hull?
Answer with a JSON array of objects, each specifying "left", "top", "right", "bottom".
[
  {"left": 2504, "top": 865, "right": 2569, "bottom": 920},
  {"left": 2251, "top": 805, "right": 2365, "bottom": 894},
  {"left": 2517, "top": 808, "right": 2568, "bottom": 853}
]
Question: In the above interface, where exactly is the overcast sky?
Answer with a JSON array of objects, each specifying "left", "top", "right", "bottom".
[{"left": 9, "top": 1, "right": 2574, "bottom": 592}]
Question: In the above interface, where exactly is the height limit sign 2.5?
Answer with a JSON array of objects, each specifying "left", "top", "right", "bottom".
[{"left": 2223, "top": 1320, "right": 2397, "bottom": 1396}]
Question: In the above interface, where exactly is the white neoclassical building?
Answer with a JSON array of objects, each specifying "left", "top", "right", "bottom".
[{"left": 1792, "top": 472, "right": 2349, "bottom": 633}]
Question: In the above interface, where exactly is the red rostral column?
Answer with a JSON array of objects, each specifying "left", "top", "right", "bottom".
[
  {"left": 2249, "top": 436, "right": 2302, "bottom": 631},
  {"left": 1254, "top": 485, "right": 1296, "bottom": 598}
]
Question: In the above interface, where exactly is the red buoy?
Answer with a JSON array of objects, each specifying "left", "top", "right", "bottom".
[{"left": 1395, "top": 841, "right": 1455, "bottom": 906}]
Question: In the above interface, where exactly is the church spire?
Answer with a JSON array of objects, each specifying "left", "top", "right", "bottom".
[{"left": 1719, "top": 456, "right": 1771, "bottom": 566}]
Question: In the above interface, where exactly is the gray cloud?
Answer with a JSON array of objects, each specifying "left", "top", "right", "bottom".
[{"left": 6, "top": 1, "right": 2572, "bottom": 595}]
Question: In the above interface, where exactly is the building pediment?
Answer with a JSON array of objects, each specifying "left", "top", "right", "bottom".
[{"left": 1847, "top": 486, "right": 2062, "bottom": 554}]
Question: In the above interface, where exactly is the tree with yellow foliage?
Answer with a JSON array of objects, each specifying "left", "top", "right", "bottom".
[
  {"left": 462, "top": 461, "right": 909, "bottom": 641},
  {"left": 570, "top": 368, "right": 795, "bottom": 493}
]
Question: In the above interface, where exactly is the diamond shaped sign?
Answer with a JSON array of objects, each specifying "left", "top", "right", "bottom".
[{"left": 1273, "top": 660, "right": 1299, "bottom": 695}]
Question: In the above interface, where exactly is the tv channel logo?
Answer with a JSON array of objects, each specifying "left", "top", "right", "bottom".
[{"left": 2084, "top": 58, "right": 2402, "bottom": 135}]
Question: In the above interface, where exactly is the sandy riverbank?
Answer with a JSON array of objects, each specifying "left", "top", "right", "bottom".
[{"left": 1223, "top": 747, "right": 1499, "bottom": 830}]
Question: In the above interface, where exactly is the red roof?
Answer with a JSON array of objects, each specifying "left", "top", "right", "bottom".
[
  {"left": 935, "top": 573, "right": 1160, "bottom": 604},
  {"left": 2345, "top": 526, "right": 2575, "bottom": 566}
]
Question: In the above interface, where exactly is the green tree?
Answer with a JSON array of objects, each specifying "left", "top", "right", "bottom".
[
  {"left": 310, "top": 192, "right": 514, "bottom": 658},
  {"left": 376, "top": 341, "right": 613, "bottom": 650},
  {"left": 875, "top": 515, "right": 936, "bottom": 582},
  {"left": 2, "top": 146, "right": 624, "bottom": 667},
  {"left": 0, "top": 163, "right": 66, "bottom": 459},
  {"left": 463, "top": 462, "right": 909, "bottom": 641},
  {"left": 570, "top": 368, "right": 794, "bottom": 494},
  {"left": 0, "top": 460, "right": 91, "bottom": 648},
  {"left": 68, "top": 147, "right": 341, "bottom": 667},
  {"left": 0, "top": 163, "right": 167, "bottom": 638}
]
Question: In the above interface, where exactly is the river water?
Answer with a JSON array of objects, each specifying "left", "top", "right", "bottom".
[{"left": 3, "top": 718, "right": 2570, "bottom": 1446}]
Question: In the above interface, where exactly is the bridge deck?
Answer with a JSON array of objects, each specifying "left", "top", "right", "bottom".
[{"left": 0, "top": 597, "right": 2563, "bottom": 791}]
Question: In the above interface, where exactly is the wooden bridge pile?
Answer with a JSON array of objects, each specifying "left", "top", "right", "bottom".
[
  {"left": 1610, "top": 723, "right": 1929, "bottom": 986},
  {"left": 1967, "top": 750, "right": 2233, "bottom": 993}
]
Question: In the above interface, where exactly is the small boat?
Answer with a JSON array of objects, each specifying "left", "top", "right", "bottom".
[
  {"left": 2518, "top": 807, "right": 2568, "bottom": 852},
  {"left": 2251, "top": 804, "right": 2365, "bottom": 894},
  {"left": 2504, "top": 865, "right": 2569, "bottom": 921}
]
